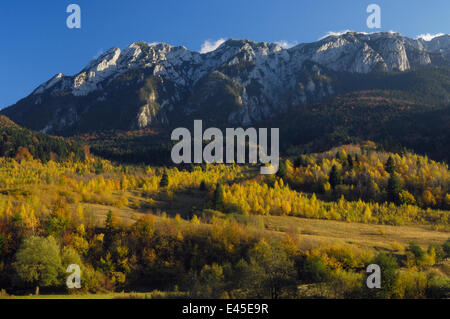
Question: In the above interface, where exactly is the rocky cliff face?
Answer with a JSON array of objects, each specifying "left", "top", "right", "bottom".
[{"left": 2, "top": 32, "right": 450, "bottom": 134}]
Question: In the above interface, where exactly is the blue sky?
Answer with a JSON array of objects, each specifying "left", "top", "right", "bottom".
[{"left": 1, "top": 0, "right": 449, "bottom": 109}]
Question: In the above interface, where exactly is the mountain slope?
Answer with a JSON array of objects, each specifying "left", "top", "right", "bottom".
[
  {"left": 0, "top": 115, "right": 85, "bottom": 162},
  {"left": 2, "top": 32, "right": 450, "bottom": 135},
  {"left": 264, "top": 90, "right": 450, "bottom": 162}
]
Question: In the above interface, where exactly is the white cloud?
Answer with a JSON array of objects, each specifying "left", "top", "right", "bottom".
[
  {"left": 416, "top": 33, "right": 445, "bottom": 41},
  {"left": 200, "top": 38, "right": 226, "bottom": 54},
  {"left": 275, "top": 40, "right": 298, "bottom": 49}
]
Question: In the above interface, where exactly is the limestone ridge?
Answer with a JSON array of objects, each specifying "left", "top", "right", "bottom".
[{"left": 2, "top": 32, "right": 450, "bottom": 134}]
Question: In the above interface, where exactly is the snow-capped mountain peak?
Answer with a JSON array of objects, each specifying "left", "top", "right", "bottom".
[{"left": 4, "top": 32, "right": 450, "bottom": 134}]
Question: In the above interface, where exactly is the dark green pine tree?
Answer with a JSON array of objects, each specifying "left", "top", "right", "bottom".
[
  {"left": 385, "top": 156, "right": 395, "bottom": 175},
  {"left": 329, "top": 165, "right": 341, "bottom": 190},
  {"left": 160, "top": 171, "right": 169, "bottom": 187},
  {"left": 105, "top": 210, "right": 118, "bottom": 248},
  {"left": 106, "top": 209, "right": 118, "bottom": 232},
  {"left": 294, "top": 155, "right": 309, "bottom": 168},
  {"left": 214, "top": 183, "right": 225, "bottom": 210},
  {"left": 276, "top": 160, "right": 287, "bottom": 179},
  {"left": 347, "top": 154, "right": 354, "bottom": 169},
  {"left": 387, "top": 174, "right": 403, "bottom": 204}
]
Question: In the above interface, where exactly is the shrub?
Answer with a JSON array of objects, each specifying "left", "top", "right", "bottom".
[
  {"left": 368, "top": 253, "right": 399, "bottom": 299},
  {"left": 443, "top": 239, "right": 450, "bottom": 258},
  {"left": 394, "top": 270, "right": 427, "bottom": 299},
  {"left": 302, "top": 257, "right": 331, "bottom": 283}
]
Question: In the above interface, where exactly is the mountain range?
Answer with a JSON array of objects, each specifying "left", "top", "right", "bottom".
[{"left": 1, "top": 31, "right": 450, "bottom": 162}]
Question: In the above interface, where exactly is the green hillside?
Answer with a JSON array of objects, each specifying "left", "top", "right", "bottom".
[{"left": 0, "top": 115, "right": 85, "bottom": 162}]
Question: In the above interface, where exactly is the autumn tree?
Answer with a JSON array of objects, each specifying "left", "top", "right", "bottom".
[
  {"left": 336, "top": 150, "right": 347, "bottom": 162},
  {"left": 189, "top": 263, "right": 226, "bottom": 298},
  {"left": 399, "top": 190, "right": 416, "bottom": 206},
  {"left": 13, "top": 236, "right": 63, "bottom": 295},
  {"left": 244, "top": 240, "right": 297, "bottom": 299},
  {"left": 61, "top": 246, "right": 82, "bottom": 269},
  {"left": 131, "top": 215, "right": 155, "bottom": 245},
  {"left": 15, "top": 147, "right": 32, "bottom": 162},
  {"left": 421, "top": 190, "right": 436, "bottom": 207}
]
